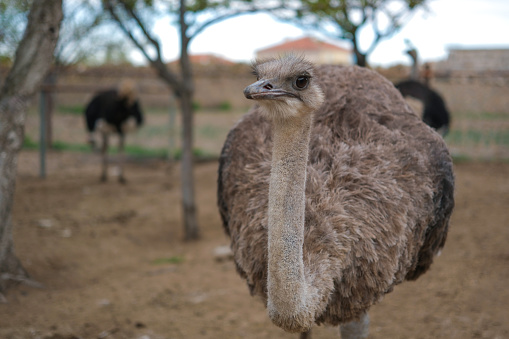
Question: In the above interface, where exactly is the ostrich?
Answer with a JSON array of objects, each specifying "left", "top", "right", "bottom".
[
  {"left": 395, "top": 79, "right": 451, "bottom": 137},
  {"left": 217, "top": 55, "right": 454, "bottom": 338},
  {"left": 84, "top": 80, "right": 144, "bottom": 183}
]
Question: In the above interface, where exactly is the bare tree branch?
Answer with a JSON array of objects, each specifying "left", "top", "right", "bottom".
[
  {"left": 104, "top": 2, "right": 153, "bottom": 62},
  {"left": 274, "top": 0, "right": 427, "bottom": 67},
  {"left": 104, "top": 0, "right": 183, "bottom": 94},
  {"left": 189, "top": 4, "right": 287, "bottom": 40},
  {"left": 120, "top": 1, "right": 164, "bottom": 61}
]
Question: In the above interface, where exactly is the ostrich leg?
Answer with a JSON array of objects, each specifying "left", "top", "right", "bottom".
[
  {"left": 118, "top": 133, "right": 126, "bottom": 184},
  {"left": 300, "top": 330, "right": 311, "bottom": 339},
  {"left": 100, "top": 132, "right": 109, "bottom": 182},
  {"left": 339, "top": 313, "right": 369, "bottom": 339}
]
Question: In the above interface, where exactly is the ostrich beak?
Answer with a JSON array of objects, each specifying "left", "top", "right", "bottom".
[{"left": 244, "top": 79, "right": 297, "bottom": 100}]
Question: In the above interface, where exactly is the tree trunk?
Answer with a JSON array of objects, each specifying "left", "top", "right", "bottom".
[
  {"left": 355, "top": 50, "right": 368, "bottom": 67},
  {"left": 179, "top": 89, "right": 200, "bottom": 240},
  {"left": 0, "top": 0, "right": 62, "bottom": 296},
  {"left": 0, "top": 98, "right": 31, "bottom": 295},
  {"left": 178, "top": 0, "right": 199, "bottom": 241},
  {"left": 42, "top": 70, "right": 57, "bottom": 148}
]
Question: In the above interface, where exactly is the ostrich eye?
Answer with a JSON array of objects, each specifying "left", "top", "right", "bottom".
[{"left": 294, "top": 76, "right": 309, "bottom": 89}]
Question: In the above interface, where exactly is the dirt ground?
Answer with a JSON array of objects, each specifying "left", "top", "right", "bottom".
[{"left": 0, "top": 150, "right": 508, "bottom": 339}]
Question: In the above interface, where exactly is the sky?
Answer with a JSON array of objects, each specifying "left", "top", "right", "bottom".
[{"left": 135, "top": 0, "right": 509, "bottom": 67}]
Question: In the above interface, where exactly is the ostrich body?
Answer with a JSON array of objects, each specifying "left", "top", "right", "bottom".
[{"left": 217, "top": 56, "right": 454, "bottom": 337}]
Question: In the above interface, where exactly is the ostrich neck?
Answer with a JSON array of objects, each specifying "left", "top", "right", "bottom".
[{"left": 267, "top": 113, "right": 315, "bottom": 331}]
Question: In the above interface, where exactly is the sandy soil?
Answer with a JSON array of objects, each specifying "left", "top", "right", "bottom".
[{"left": 0, "top": 151, "right": 508, "bottom": 339}]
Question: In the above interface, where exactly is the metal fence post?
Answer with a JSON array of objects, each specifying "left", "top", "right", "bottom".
[{"left": 39, "top": 90, "right": 46, "bottom": 178}]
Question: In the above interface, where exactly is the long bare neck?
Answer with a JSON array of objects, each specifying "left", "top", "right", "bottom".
[{"left": 267, "top": 113, "right": 316, "bottom": 333}]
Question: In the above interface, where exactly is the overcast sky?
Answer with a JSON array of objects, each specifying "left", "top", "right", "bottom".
[{"left": 135, "top": 0, "right": 509, "bottom": 67}]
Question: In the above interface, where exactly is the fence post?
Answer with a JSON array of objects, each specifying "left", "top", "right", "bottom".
[
  {"left": 168, "top": 94, "right": 176, "bottom": 162},
  {"left": 39, "top": 89, "right": 47, "bottom": 178}
]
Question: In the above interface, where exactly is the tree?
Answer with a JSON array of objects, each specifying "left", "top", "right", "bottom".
[
  {"left": 0, "top": 0, "right": 63, "bottom": 297},
  {"left": 0, "top": 0, "right": 120, "bottom": 66},
  {"left": 279, "top": 0, "right": 426, "bottom": 67},
  {"left": 103, "top": 0, "right": 283, "bottom": 241}
]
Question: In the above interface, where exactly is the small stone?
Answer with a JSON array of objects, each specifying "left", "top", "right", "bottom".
[
  {"left": 38, "top": 219, "right": 53, "bottom": 228},
  {"left": 98, "top": 299, "right": 111, "bottom": 306},
  {"left": 213, "top": 245, "right": 233, "bottom": 262},
  {"left": 61, "top": 229, "right": 72, "bottom": 238}
]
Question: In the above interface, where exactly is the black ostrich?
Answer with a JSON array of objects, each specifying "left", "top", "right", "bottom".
[
  {"left": 395, "top": 80, "right": 451, "bottom": 136},
  {"left": 84, "top": 81, "right": 144, "bottom": 183}
]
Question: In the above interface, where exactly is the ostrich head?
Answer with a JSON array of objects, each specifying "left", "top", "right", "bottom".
[{"left": 244, "top": 55, "right": 325, "bottom": 121}]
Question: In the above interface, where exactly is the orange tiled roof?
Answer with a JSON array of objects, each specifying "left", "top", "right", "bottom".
[
  {"left": 189, "top": 54, "right": 235, "bottom": 65},
  {"left": 169, "top": 54, "right": 236, "bottom": 65},
  {"left": 258, "top": 37, "right": 349, "bottom": 53}
]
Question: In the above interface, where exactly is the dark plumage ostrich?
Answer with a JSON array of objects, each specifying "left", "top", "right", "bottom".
[
  {"left": 84, "top": 80, "right": 144, "bottom": 183},
  {"left": 395, "top": 79, "right": 451, "bottom": 136},
  {"left": 217, "top": 55, "right": 454, "bottom": 338}
]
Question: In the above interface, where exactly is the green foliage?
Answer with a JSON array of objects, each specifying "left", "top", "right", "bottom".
[
  {"left": 0, "top": 55, "right": 13, "bottom": 65},
  {"left": 0, "top": 0, "right": 31, "bottom": 60},
  {"left": 0, "top": 0, "right": 128, "bottom": 66},
  {"left": 0, "top": 0, "right": 31, "bottom": 12}
]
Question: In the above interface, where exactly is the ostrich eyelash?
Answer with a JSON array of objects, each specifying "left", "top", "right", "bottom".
[{"left": 251, "top": 69, "right": 260, "bottom": 80}]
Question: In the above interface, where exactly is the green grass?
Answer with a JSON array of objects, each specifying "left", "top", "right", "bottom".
[
  {"left": 52, "top": 141, "right": 92, "bottom": 152},
  {"left": 443, "top": 110, "right": 509, "bottom": 161},
  {"left": 217, "top": 101, "right": 232, "bottom": 111},
  {"left": 57, "top": 105, "right": 85, "bottom": 115},
  {"left": 124, "top": 144, "right": 168, "bottom": 158},
  {"left": 23, "top": 139, "right": 214, "bottom": 160},
  {"left": 24, "top": 106, "right": 509, "bottom": 162},
  {"left": 455, "top": 111, "right": 509, "bottom": 120},
  {"left": 446, "top": 130, "right": 508, "bottom": 146},
  {"left": 451, "top": 154, "right": 473, "bottom": 163},
  {"left": 197, "top": 125, "right": 227, "bottom": 139},
  {"left": 23, "top": 136, "right": 38, "bottom": 149},
  {"left": 55, "top": 105, "right": 179, "bottom": 116},
  {"left": 138, "top": 124, "right": 170, "bottom": 137},
  {"left": 151, "top": 256, "right": 184, "bottom": 265}
]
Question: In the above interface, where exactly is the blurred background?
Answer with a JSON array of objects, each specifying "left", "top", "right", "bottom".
[
  {"left": 1, "top": 0, "right": 508, "bottom": 162},
  {"left": 1, "top": 1, "right": 508, "bottom": 339}
]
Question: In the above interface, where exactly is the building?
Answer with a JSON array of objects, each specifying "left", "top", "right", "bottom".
[
  {"left": 435, "top": 47, "right": 509, "bottom": 72},
  {"left": 256, "top": 36, "right": 351, "bottom": 65},
  {"left": 169, "top": 54, "right": 236, "bottom": 66}
]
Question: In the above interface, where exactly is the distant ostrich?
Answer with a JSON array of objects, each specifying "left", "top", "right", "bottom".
[
  {"left": 84, "top": 80, "right": 144, "bottom": 183},
  {"left": 395, "top": 79, "right": 451, "bottom": 136},
  {"left": 217, "top": 55, "right": 454, "bottom": 338}
]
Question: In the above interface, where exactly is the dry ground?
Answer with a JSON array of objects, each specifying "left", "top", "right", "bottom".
[{"left": 0, "top": 150, "right": 508, "bottom": 339}]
